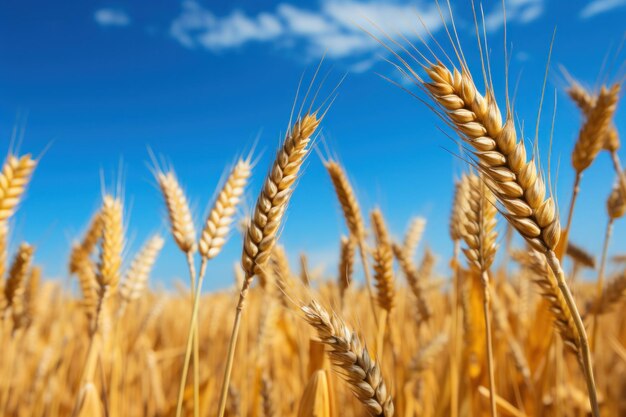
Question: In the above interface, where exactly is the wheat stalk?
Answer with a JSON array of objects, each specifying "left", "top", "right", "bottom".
[
  {"left": 302, "top": 300, "right": 394, "bottom": 417},
  {"left": 217, "top": 112, "right": 320, "bottom": 417}
]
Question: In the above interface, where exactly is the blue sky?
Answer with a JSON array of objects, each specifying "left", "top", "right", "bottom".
[{"left": 0, "top": 0, "right": 624, "bottom": 290}]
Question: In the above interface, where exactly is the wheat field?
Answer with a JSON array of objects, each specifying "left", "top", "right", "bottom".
[{"left": 0, "top": 5, "right": 625, "bottom": 417}]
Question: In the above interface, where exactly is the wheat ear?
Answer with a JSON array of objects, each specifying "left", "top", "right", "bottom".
[
  {"left": 199, "top": 157, "right": 251, "bottom": 264},
  {"left": 459, "top": 173, "right": 498, "bottom": 417},
  {"left": 422, "top": 62, "right": 598, "bottom": 416},
  {"left": 217, "top": 113, "right": 320, "bottom": 417},
  {"left": 562, "top": 83, "right": 622, "bottom": 258},
  {"left": 402, "top": 217, "right": 426, "bottom": 259},
  {"left": 565, "top": 242, "right": 596, "bottom": 269},
  {"left": 0, "top": 154, "right": 37, "bottom": 293},
  {"left": 338, "top": 236, "right": 355, "bottom": 309},
  {"left": 393, "top": 244, "right": 433, "bottom": 323},
  {"left": 371, "top": 212, "right": 394, "bottom": 357},
  {"left": 325, "top": 160, "right": 378, "bottom": 322},
  {"left": 302, "top": 300, "right": 394, "bottom": 417},
  {"left": 3, "top": 243, "right": 34, "bottom": 325},
  {"left": 118, "top": 235, "right": 164, "bottom": 310}
]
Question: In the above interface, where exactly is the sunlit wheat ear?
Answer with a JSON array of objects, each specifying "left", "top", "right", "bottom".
[
  {"left": 325, "top": 160, "right": 365, "bottom": 241},
  {"left": 392, "top": 244, "right": 432, "bottom": 322},
  {"left": 572, "top": 84, "right": 621, "bottom": 173},
  {"left": 371, "top": 208, "right": 391, "bottom": 248},
  {"left": 242, "top": 113, "right": 320, "bottom": 280},
  {"left": 301, "top": 300, "right": 395, "bottom": 417},
  {"left": 338, "top": 236, "right": 355, "bottom": 302},
  {"left": 411, "top": 333, "right": 448, "bottom": 373},
  {"left": 97, "top": 195, "right": 124, "bottom": 295},
  {"left": 199, "top": 157, "right": 252, "bottom": 260},
  {"left": 3, "top": 243, "right": 34, "bottom": 319},
  {"left": 270, "top": 245, "right": 293, "bottom": 307},
  {"left": 423, "top": 64, "right": 561, "bottom": 254},
  {"left": 19, "top": 265, "right": 40, "bottom": 328},
  {"left": 565, "top": 241, "right": 596, "bottom": 269},
  {"left": 460, "top": 173, "right": 498, "bottom": 272},
  {"left": 261, "top": 375, "right": 276, "bottom": 417},
  {"left": 157, "top": 171, "right": 196, "bottom": 254},
  {"left": 69, "top": 213, "right": 102, "bottom": 274},
  {"left": 372, "top": 243, "right": 394, "bottom": 313},
  {"left": 119, "top": 235, "right": 164, "bottom": 306},
  {"left": 73, "top": 253, "right": 98, "bottom": 322},
  {"left": 607, "top": 174, "right": 626, "bottom": 220},
  {"left": 403, "top": 217, "right": 426, "bottom": 258},
  {"left": 568, "top": 82, "right": 620, "bottom": 153},
  {"left": 520, "top": 250, "right": 579, "bottom": 353},
  {"left": 587, "top": 271, "right": 626, "bottom": 315},
  {"left": 0, "top": 154, "right": 37, "bottom": 222},
  {"left": 450, "top": 178, "right": 470, "bottom": 242}
]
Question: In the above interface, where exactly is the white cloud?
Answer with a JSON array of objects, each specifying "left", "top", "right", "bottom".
[
  {"left": 94, "top": 8, "right": 131, "bottom": 27},
  {"left": 484, "top": 0, "right": 544, "bottom": 32},
  {"left": 580, "top": 0, "right": 626, "bottom": 18},
  {"left": 169, "top": 1, "right": 444, "bottom": 62}
]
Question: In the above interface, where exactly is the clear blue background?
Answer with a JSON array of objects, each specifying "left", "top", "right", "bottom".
[{"left": 0, "top": 0, "right": 624, "bottom": 290}]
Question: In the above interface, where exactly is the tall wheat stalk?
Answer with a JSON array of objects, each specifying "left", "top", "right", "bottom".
[{"left": 217, "top": 112, "right": 320, "bottom": 417}]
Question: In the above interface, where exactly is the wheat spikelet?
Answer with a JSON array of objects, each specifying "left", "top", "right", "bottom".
[
  {"left": 199, "top": 158, "right": 251, "bottom": 260},
  {"left": 586, "top": 272, "right": 626, "bottom": 315},
  {"left": 157, "top": 171, "right": 196, "bottom": 254},
  {"left": 450, "top": 178, "right": 470, "bottom": 242},
  {"left": 424, "top": 64, "right": 560, "bottom": 254},
  {"left": 270, "top": 245, "right": 293, "bottom": 307},
  {"left": 572, "top": 84, "right": 621, "bottom": 172},
  {"left": 372, "top": 243, "right": 394, "bottom": 312},
  {"left": 411, "top": 333, "right": 448, "bottom": 373},
  {"left": 568, "top": 81, "right": 620, "bottom": 153},
  {"left": 392, "top": 244, "right": 432, "bottom": 322},
  {"left": 3, "top": 243, "right": 34, "bottom": 319},
  {"left": 301, "top": 300, "right": 394, "bottom": 417},
  {"left": 75, "top": 254, "right": 98, "bottom": 321},
  {"left": 403, "top": 217, "right": 426, "bottom": 258},
  {"left": 607, "top": 174, "right": 626, "bottom": 220},
  {"left": 338, "top": 236, "right": 355, "bottom": 301},
  {"left": 69, "top": 214, "right": 102, "bottom": 274},
  {"left": 460, "top": 174, "right": 498, "bottom": 272},
  {"left": 242, "top": 113, "right": 319, "bottom": 280},
  {"left": 20, "top": 265, "right": 41, "bottom": 328},
  {"left": 261, "top": 375, "right": 275, "bottom": 417},
  {"left": 566, "top": 242, "right": 596, "bottom": 269},
  {"left": 300, "top": 253, "right": 311, "bottom": 287},
  {"left": 371, "top": 208, "right": 391, "bottom": 248},
  {"left": 119, "top": 235, "right": 164, "bottom": 305},
  {"left": 325, "top": 160, "right": 365, "bottom": 241},
  {"left": 97, "top": 195, "right": 124, "bottom": 294},
  {"left": 0, "top": 154, "right": 37, "bottom": 222},
  {"left": 520, "top": 250, "right": 579, "bottom": 353}
]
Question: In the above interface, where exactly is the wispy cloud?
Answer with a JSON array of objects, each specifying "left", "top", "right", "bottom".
[
  {"left": 94, "top": 8, "right": 131, "bottom": 27},
  {"left": 484, "top": 0, "right": 545, "bottom": 32},
  {"left": 169, "top": 0, "right": 443, "bottom": 64},
  {"left": 580, "top": 0, "right": 626, "bottom": 18}
]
